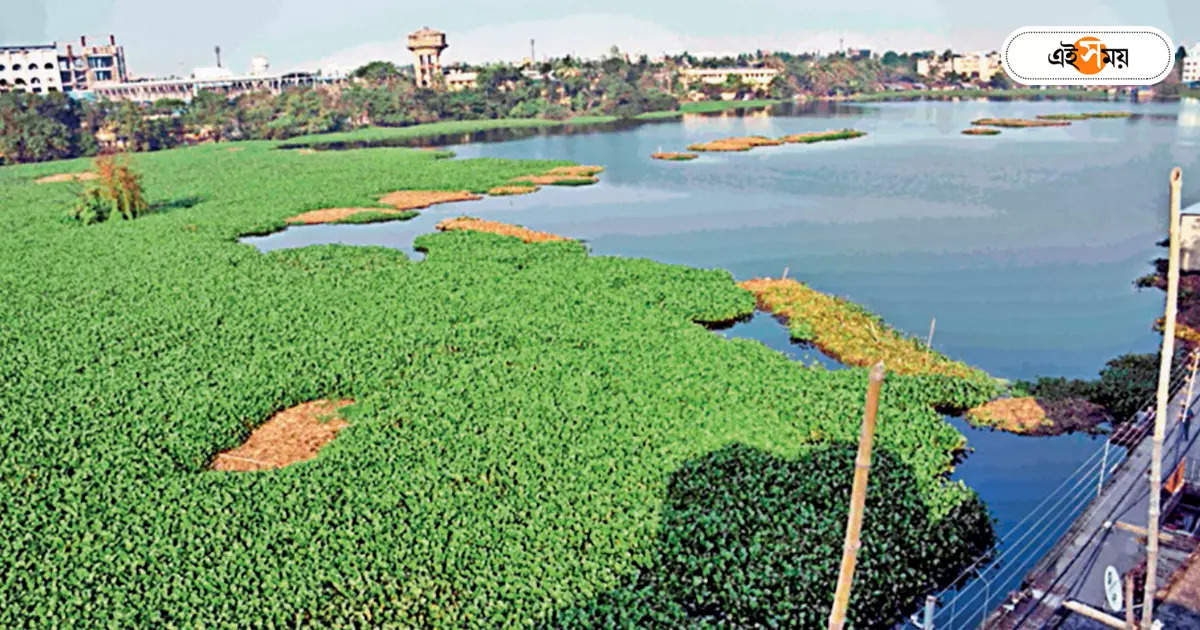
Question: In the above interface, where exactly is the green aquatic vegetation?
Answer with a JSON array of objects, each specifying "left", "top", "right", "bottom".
[
  {"left": 330, "top": 209, "right": 419, "bottom": 224},
  {"left": 0, "top": 141, "right": 993, "bottom": 627}
]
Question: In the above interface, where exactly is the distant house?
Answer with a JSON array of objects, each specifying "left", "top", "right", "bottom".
[
  {"left": 917, "top": 52, "right": 1002, "bottom": 81},
  {"left": 679, "top": 67, "right": 780, "bottom": 89},
  {"left": 1183, "top": 43, "right": 1200, "bottom": 85}
]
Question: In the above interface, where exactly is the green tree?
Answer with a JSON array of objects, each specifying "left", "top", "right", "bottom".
[
  {"left": 0, "top": 91, "right": 90, "bottom": 163},
  {"left": 352, "top": 60, "right": 404, "bottom": 83},
  {"left": 183, "top": 91, "right": 237, "bottom": 142}
]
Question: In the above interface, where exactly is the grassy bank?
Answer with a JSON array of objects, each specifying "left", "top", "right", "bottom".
[
  {"left": 851, "top": 88, "right": 1114, "bottom": 102},
  {"left": 1, "top": 140, "right": 993, "bottom": 627}
]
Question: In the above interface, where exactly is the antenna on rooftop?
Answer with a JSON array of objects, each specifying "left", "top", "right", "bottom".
[
  {"left": 214, "top": 45, "right": 222, "bottom": 68},
  {"left": 530, "top": 38, "right": 535, "bottom": 64}
]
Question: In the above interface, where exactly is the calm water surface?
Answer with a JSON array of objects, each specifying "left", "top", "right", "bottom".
[{"left": 246, "top": 99, "right": 1200, "bottom": 621}]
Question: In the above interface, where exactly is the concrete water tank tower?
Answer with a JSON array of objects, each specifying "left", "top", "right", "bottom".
[
  {"left": 250, "top": 56, "right": 270, "bottom": 76},
  {"left": 407, "top": 27, "right": 447, "bottom": 88}
]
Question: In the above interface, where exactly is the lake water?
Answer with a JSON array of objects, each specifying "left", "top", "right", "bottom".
[{"left": 246, "top": 99, "right": 1200, "bottom": 623}]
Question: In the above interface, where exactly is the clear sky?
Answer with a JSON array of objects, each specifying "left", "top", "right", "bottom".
[{"left": 7, "top": 1, "right": 1200, "bottom": 77}]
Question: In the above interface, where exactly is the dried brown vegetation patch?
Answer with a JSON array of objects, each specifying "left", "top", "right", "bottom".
[
  {"left": 211, "top": 399, "right": 352, "bottom": 471},
  {"left": 488, "top": 185, "right": 540, "bottom": 196},
  {"left": 651, "top": 152, "right": 699, "bottom": 161},
  {"left": 36, "top": 172, "right": 98, "bottom": 184},
  {"left": 971, "top": 118, "right": 1070, "bottom": 128},
  {"left": 962, "top": 127, "right": 1002, "bottom": 136},
  {"left": 285, "top": 190, "right": 482, "bottom": 225},
  {"left": 966, "top": 397, "right": 1053, "bottom": 434},
  {"left": 377, "top": 189, "right": 482, "bottom": 209},
  {"left": 436, "top": 216, "right": 569, "bottom": 243},
  {"left": 547, "top": 165, "right": 605, "bottom": 177},
  {"left": 687, "top": 136, "right": 784, "bottom": 152},
  {"left": 284, "top": 207, "right": 410, "bottom": 224}
]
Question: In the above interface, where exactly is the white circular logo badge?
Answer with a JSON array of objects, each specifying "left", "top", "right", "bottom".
[{"left": 1001, "top": 26, "right": 1174, "bottom": 85}]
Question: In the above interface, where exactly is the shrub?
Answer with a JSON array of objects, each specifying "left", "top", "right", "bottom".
[
  {"left": 69, "top": 153, "right": 149, "bottom": 225},
  {"left": 554, "top": 444, "right": 995, "bottom": 628}
]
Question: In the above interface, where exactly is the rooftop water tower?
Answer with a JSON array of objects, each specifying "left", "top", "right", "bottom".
[
  {"left": 407, "top": 27, "right": 447, "bottom": 88},
  {"left": 250, "top": 56, "right": 269, "bottom": 76}
]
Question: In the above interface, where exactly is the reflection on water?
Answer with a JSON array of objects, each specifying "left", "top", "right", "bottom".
[{"left": 712, "top": 311, "right": 847, "bottom": 371}]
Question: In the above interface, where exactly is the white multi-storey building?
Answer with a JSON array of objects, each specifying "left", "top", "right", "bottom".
[
  {"left": 917, "top": 52, "right": 1002, "bottom": 82},
  {"left": 1183, "top": 44, "right": 1200, "bottom": 84},
  {"left": 0, "top": 36, "right": 128, "bottom": 95},
  {"left": 0, "top": 44, "right": 63, "bottom": 94}
]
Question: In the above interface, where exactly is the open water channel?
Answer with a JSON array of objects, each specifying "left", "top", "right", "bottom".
[{"left": 246, "top": 98, "right": 1200, "bottom": 625}]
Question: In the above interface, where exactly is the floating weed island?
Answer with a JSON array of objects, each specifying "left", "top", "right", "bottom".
[
  {"left": 1036, "top": 111, "right": 1133, "bottom": 120},
  {"left": 779, "top": 128, "right": 867, "bottom": 143},
  {"left": 970, "top": 117, "right": 1071, "bottom": 128},
  {"left": 0, "top": 139, "right": 997, "bottom": 628},
  {"left": 965, "top": 396, "right": 1109, "bottom": 436},
  {"left": 511, "top": 164, "right": 604, "bottom": 186},
  {"left": 962, "top": 127, "right": 1002, "bottom": 136},
  {"left": 651, "top": 152, "right": 699, "bottom": 161},
  {"left": 739, "top": 278, "right": 995, "bottom": 383},
  {"left": 684, "top": 129, "right": 866, "bottom": 153},
  {"left": 686, "top": 135, "right": 784, "bottom": 152},
  {"left": 436, "top": 216, "right": 568, "bottom": 243}
]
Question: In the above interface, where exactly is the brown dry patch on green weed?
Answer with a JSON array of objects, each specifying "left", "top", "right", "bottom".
[
  {"left": 211, "top": 399, "right": 352, "bottom": 471},
  {"left": 488, "top": 185, "right": 540, "bottom": 196},
  {"left": 651, "top": 152, "right": 699, "bottom": 161},
  {"left": 285, "top": 207, "right": 409, "bottom": 224},
  {"left": 547, "top": 165, "right": 605, "bottom": 177},
  {"left": 287, "top": 190, "right": 482, "bottom": 225},
  {"left": 36, "top": 172, "right": 98, "bottom": 184},
  {"left": 687, "top": 136, "right": 783, "bottom": 152},
  {"left": 436, "top": 216, "right": 568, "bottom": 243},
  {"left": 509, "top": 165, "right": 604, "bottom": 186},
  {"left": 377, "top": 189, "right": 482, "bottom": 208},
  {"left": 971, "top": 118, "right": 1070, "bottom": 128},
  {"left": 966, "top": 397, "right": 1052, "bottom": 434}
]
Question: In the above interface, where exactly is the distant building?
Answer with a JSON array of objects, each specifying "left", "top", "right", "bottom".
[
  {"left": 92, "top": 69, "right": 340, "bottom": 103},
  {"left": 917, "top": 51, "right": 1001, "bottom": 81},
  {"left": 1183, "top": 44, "right": 1200, "bottom": 84},
  {"left": 680, "top": 67, "right": 780, "bottom": 88},
  {"left": 0, "top": 35, "right": 128, "bottom": 94},
  {"left": 407, "top": 27, "right": 447, "bottom": 88},
  {"left": 846, "top": 48, "right": 871, "bottom": 60},
  {"left": 444, "top": 70, "right": 478, "bottom": 91},
  {"left": 0, "top": 44, "right": 61, "bottom": 93}
]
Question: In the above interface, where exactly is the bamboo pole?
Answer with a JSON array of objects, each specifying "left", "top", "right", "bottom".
[
  {"left": 926, "top": 317, "right": 936, "bottom": 348},
  {"left": 1143, "top": 166, "right": 1183, "bottom": 630},
  {"left": 1125, "top": 572, "right": 1135, "bottom": 629},
  {"left": 827, "top": 361, "right": 886, "bottom": 630},
  {"left": 1063, "top": 600, "right": 1129, "bottom": 630}
]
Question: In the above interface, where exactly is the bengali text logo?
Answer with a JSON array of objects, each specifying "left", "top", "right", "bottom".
[{"left": 1002, "top": 27, "right": 1173, "bottom": 85}]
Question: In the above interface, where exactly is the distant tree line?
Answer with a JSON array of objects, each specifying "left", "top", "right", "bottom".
[{"left": 0, "top": 45, "right": 1110, "bottom": 165}]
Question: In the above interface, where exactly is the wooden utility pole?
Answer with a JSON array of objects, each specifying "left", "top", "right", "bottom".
[
  {"left": 828, "top": 361, "right": 886, "bottom": 630},
  {"left": 1143, "top": 166, "right": 1183, "bottom": 630}
]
